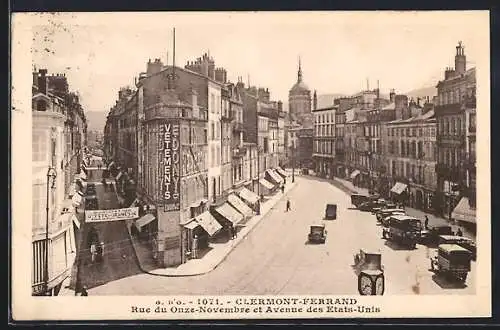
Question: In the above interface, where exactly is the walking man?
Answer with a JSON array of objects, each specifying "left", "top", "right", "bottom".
[
  {"left": 424, "top": 215, "right": 429, "bottom": 230},
  {"left": 286, "top": 198, "right": 291, "bottom": 212},
  {"left": 232, "top": 225, "right": 237, "bottom": 239},
  {"left": 192, "top": 235, "right": 199, "bottom": 259},
  {"left": 456, "top": 227, "right": 463, "bottom": 236},
  {"left": 281, "top": 184, "right": 285, "bottom": 194}
]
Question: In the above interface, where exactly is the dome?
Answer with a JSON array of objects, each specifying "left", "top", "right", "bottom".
[{"left": 290, "top": 80, "right": 310, "bottom": 94}]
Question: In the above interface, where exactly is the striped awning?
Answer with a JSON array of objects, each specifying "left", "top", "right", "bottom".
[
  {"left": 227, "top": 194, "right": 253, "bottom": 218},
  {"left": 259, "top": 178, "right": 275, "bottom": 190},
  {"left": 196, "top": 211, "right": 222, "bottom": 236},
  {"left": 238, "top": 187, "right": 259, "bottom": 204},
  {"left": 275, "top": 167, "right": 287, "bottom": 178},
  {"left": 451, "top": 197, "right": 476, "bottom": 224},
  {"left": 135, "top": 213, "right": 156, "bottom": 230},
  {"left": 266, "top": 169, "right": 284, "bottom": 184},
  {"left": 215, "top": 203, "right": 244, "bottom": 225},
  {"left": 390, "top": 182, "right": 407, "bottom": 195}
]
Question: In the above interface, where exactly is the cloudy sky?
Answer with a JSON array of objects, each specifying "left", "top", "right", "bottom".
[{"left": 19, "top": 11, "right": 488, "bottom": 113}]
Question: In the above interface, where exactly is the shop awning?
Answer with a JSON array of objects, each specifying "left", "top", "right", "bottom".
[
  {"left": 228, "top": 194, "right": 253, "bottom": 217},
  {"left": 135, "top": 213, "right": 156, "bottom": 230},
  {"left": 259, "top": 178, "right": 275, "bottom": 190},
  {"left": 215, "top": 203, "right": 244, "bottom": 225},
  {"left": 390, "top": 182, "right": 407, "bottom": 195},
  {"left": 266, "top": 169, "right": 284, "bottom": 184},
  {"left": 72, "top": 192, "right": 83, "bottom": 207},
  {"left": 275, "top": 167, "right": 287, "bottom": 178},
  {"left": 196, "top": 211, "right": 222, "bottom": 236},
  {"left": 129, "top": 198, "right": 139, "bottom": 208},
  {"left": 238, "top": 187, "right": 260, "bottom": 204},
  {"left": 183, "top": 219, "right": 201, "bottom": 230},
  {"left": 107, "top": 161, "right": 115, "bottom": 170},
  {"left": 116, "top": 172, "right": 123, "bottom": 181},
  {"left": 350, "top": 170, "right": 360, "bottom": 179},
  {"left": 452, "top": 197, "right": 476, "bottom": 224}
]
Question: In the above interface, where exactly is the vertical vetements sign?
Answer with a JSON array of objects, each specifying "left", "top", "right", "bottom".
[{"left": 160, "top": 120, "right": 181, "bottom": 211}]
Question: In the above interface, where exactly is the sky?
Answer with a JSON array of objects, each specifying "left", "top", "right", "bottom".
[{"left": 22, "top": 11, "right": 489, "bottom": 113}]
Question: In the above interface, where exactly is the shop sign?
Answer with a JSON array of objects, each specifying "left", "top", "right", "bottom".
[
  {"left": 85, "top": 207, "right": 139, "bottom": 222},
  {"left": 159, "top": 121, "right": 181, "bottom": 212}
]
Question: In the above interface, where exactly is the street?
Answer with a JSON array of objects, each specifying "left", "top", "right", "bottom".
[
  {"left": 77, "top": 176, "right": 142, "bottom": 290},
  {"left": 89, "top": 175, "right": 476, "bottom": 295}
]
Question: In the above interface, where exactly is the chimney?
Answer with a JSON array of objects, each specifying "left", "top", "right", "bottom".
[
  {"left": 394, "top": 95, "right": 408, "bottom": 120},
  {"left": 455, "top": 41, "right": 466, "bottom": 75},
  {"left": 38, "top": 69, "right": 48, "bottom": 95},
  {"left": 389, "top": 89, "right": 396, "bottom": 103}
]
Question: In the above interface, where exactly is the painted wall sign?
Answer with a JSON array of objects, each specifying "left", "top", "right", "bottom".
[
  {"left": 85, "top": 207, "right": 139, "bottom": 222},
  {"left": 159, "top": 121, "right": 181, "bottom": 211}
]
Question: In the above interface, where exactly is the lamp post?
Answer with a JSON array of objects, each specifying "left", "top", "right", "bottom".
[{"left": 45, "top": 166, "right": 57, "bottom": 295}]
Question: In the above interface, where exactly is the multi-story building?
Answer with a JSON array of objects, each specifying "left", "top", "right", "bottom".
[
  {"left": 32, "top": 69, "right": 85, "bottom": 296},
  {"left": 435, "top": 42, "right": 476, "bottom": 226},
  {"left": 312, "top": 105, "right": 336, "bottom": 178},
  {"left": 334, "top": 105, "right": 346, "bottom": 178},
  {"left": 386, "top": 104, "right": 438, "bottom": 211}
]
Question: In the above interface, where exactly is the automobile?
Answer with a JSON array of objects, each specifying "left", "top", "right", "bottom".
[
  {"left": 85, "top": 195, "right": 99, "bottom": 210},
  {"left": 358, "top": 199, "right": 387, "bottom": 212},
  {"left": 308, "top": 224, "right": 327, "bottom": 244},
  {"left": 382, "top": 215, "right": 422, "bottom": 249},
  {"left": 350, "top": 193, "right": 379, "bottom": 208},
  {"left": 430, "top": 244, "right": 472, "bottom": 283},
  {"left": 422, "top": 225, "right": 453, "bottom": 246},
  {"left": 325, "top": 204, "right": 337, "bottom": 220},
  {"left": 439, "top": 235, "right": 477, "bottom": 261},
  {"left": 353, "top": 249, "right": 385, "bottom": 295},
  {"left": 376, "top": 208, "right": 406, "bottom": 222},
  {"left": 86, "top": 183, "right": 97, "bottom": 196}
]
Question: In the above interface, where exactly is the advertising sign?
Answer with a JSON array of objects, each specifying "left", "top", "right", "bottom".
[
  {"left": 85, "top": 207, "right": 139, "bottom": 223},
  {"left": 159, "top": 121, "right": 181, "bottom": 211}
]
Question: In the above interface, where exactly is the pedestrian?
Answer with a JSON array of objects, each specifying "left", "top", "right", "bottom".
[
  {"left": 286, "top": 199, "right": 291, "bottom": 212},
  {"left": 456, "top": 227, "right": 463, "bottom": 236},
  {"left": 80, "top": 285, "right": 88, "bottom": 296},
  {"left": 192, "top": 235, "right": 199, "bottom": 259},
  {"left": 281, "top": 185, "right": 285, "bottom": 194},
  {"left": 284, "top": 177, "right": 287, "bottom": 185},
  {"left": 90, "top": 243, "right": 97, "bottom": 263},
  {"left": 424, "top": 216, "right": 429, "bottom": 230},
  {"left": 232, "top": 225, "right": 237, "bottom": 239}
]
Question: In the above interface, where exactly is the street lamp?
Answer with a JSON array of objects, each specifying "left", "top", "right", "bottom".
[{"left": 45, "top": 166, "right": 57, "bottom": 295}]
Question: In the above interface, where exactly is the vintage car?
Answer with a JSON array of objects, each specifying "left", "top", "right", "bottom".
[
  {"left": 375, "top": 208, "right": 406, "bottom": 222},
  {"left": 308, "top": 224, "right": 327, "bottom": 244},
  {"left": 86, "top": 183, "right": 97, "bottom": 196},
  {"left": 422, "top": 225, "right": 453, "bottom": 246},
  {"left": 85, "top": 195, "right": 99, "bottom": 210},
  {"left": 325, "top": 204, "right": 337, "bottom": 220},
  {"left": 358, "top": 199, "right": 388, "bottom": 212},
  {"left": 430, "top": 244, "right": 472, "bottom": 283},
  {"left": 350, "top": 193, "right": 379, "bottom": 208},
  {"left": 439, "top": 235, "right": 477, "bottom": 261},
  {"left": 353, "top": 249, "right": 385, "bottom": 295},
  {"left": 382, "top": 215, "right": 422, "bottom": 249}
]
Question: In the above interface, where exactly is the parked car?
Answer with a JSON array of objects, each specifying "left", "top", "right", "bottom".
[
  {"left": 376, "top": 208, "right": 406, "bottom": 222},
  {"left": 422, "top": 225, "right": 453, "bottom": 246},
  {"left": 325, "top": 204, "right": 337, "bottom": 220},
  {"left": 382, "top": 215, "right": 422, "bottom": 249},
  {"left": 308, "top": 224, "right": 327, "bottom": 244},
  {"left": 351, "top": 193, "right": 379, "bottom": 208},
  {"left": 358, "top": 199, "right": 387, "bottom": 212},
  {"left": 86, "top": 183, "right": 97, "bottom": 196},
  {"left": 439, "top": 235, "right": 477, "bottom": 261},
  {"left": 430, "top": 244, "right": 472, "bottom": 283}
]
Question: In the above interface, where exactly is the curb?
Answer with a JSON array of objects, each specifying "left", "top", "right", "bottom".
[{"left": 130, "top": 179, "right": 299, "bottom": 277}]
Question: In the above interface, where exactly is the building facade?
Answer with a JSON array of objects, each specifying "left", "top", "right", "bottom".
[
  {"left": 435, "top": 42, "right": 476, "bottom": 226},
  {"left": 32, "top": 69, "right": 86, "bottom": 296},
  {"left": 312, "top": 106, "right": 336, "bottom": 178}
]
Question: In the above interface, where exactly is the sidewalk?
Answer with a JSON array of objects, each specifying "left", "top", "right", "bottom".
[
  {"left": 125, "top": 178, "right": 298, "bottom": 277},
  {"left": 329, "top": 176, "right": 474, "bottom": 239}
]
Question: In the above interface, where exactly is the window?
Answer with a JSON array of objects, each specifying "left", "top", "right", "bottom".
[
  {"left": 32, "top": 130, "right": 47, "bottom": 162},
  {"left": 402, "top": 128, "right": 405, "bottom": 137},
  {"left": 32, "top": 183, "right": 45, "bottom": 231},
  {"left": 457, "top": 118, "right": 461, "bottom": 135},
  {"left": 211, "top": 122, "right": 215, "bottom": 140},
  {"left": 418, "top": 128, "right": 422, "bottom": 137}
]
